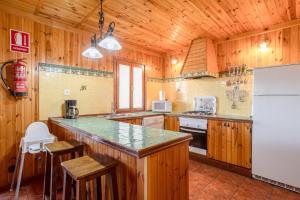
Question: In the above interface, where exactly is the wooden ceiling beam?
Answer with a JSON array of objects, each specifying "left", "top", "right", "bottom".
[{"left": 34, "top": 0, "right": 44, "bottom": 15}]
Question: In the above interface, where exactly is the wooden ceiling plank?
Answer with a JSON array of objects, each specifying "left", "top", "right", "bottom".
[
  {"left": 80, "top": 21, "right": 185, "bottom": 51},
  {"left": 179, "top": 0, "right": 229, "bottom": 37},
  {"left": 150, "top": 0, "right": 220, "bottom": 39},
  {"left": 103, "top": 0, "right": 199, "bottom": 43},
  {"left": 285, "top": 0, "right": 297, "bottom": 20},
  {"left": 2, "top": 0, "right": 300, "bottom": 52},
  {"left": 218, "top": 0, "right": 254, "bottom": 32},
  {"left": 199, "top": 0, "right": 247, "bottom": 34},
  {"left": 273, "top": 0, "right": 291, "bottom": 22},
  {"left": 88, "top": 7, "right": 192, "bottom": 46},
  {"left": 34, "top": 0, "right": 44, "bottom": 14},
  {"left": 264, "top": 0, "right": 286, "bottom": 25},
  {"left": 188, "top": 0, "right": 235, "bottom": 36},
  {"left": 161, "top": 0, "right": 224, "bottom": 38},
  {"left": 296, "top": 0, "right": 300, "bottom": 18},
  {"left": 141, "top": 0, "right": 214, "bottom": 39},
  {"left": 216, "top": 18, "right": 300, "bottom": 43},
  {"left": 0, "top": 2, "right": 87, "bottom": 34},
  {"left": 74, "top": 0, "right": 112, "bottom": 28}
]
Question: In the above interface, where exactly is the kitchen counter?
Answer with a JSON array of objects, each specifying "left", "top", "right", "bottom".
[
  {"left": 101, "top": 111, "right": 252, "bottom": 123},
  {"left": 101, "top": 111, "right": 163, "bottom": 120},
  {"left": 48, "top": 116, "right": 191, "bottom": 199},
  {"left": 166, "top": 112, "right": 252, "bottom": 123},
  {"left": 50, "top": 116, "right": 191, "bottom": 158}
]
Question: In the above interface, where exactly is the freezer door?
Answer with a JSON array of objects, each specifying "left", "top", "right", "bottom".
[
  {"left": 252, "top": 95, "right": 300, "bottom": 188},
  {"left": 253, "top": 65, "right": 300, "bottom": 95}
]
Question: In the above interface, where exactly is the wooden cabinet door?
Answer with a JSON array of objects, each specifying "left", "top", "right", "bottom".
[
  {"left": 164, "top": 116, "right": 180, "bottom": 131},
  {"left": 113, "top": 118, "right": 142, "bottom": 125},
  {"left": 207, "top": 120, "right": 230, "bottom": 162},
  {"left": 208, "top": 120, "right": 252, "bottom": 168},
  {"left": 132, "top": 118, "right": 142, "bottom": 125},
  {"left": 230, "top": 122, "right": 252, "bottom": 168}
]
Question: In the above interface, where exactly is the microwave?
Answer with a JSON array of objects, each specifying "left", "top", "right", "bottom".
[{"left": 152, "top": 100, "right": 172, "bottom": 112}]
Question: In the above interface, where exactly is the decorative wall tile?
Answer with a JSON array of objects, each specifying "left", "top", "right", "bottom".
[{"left": 39, "top": 63, "right": 114, "bottom": 78}]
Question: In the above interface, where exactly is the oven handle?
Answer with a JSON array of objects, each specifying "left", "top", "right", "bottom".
[{"left": 180, "top": 127, "right": 207, "bottom": 134}]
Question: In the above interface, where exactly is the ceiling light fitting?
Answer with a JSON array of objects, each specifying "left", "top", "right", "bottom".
[
  {"left": 171, "top": 56, "right": 178, "bottom": 65},
  {"left": 81, "top": 34, "right": 103, "bottom": 59},
  {"left": 82, "top": 0, "right": 122, "bottom": 59},
  {"left": 259, "top": 36, "right": 270, "bottom": 53}
]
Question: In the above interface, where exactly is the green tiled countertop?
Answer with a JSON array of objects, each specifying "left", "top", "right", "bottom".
[
  {"left": 102, "top": 111, "right": 165, "bottom": 119},
  {"left": 50, "top": 117, "right": 192, "bottom": 158},
  {"left": 100, "top": 111, "right": 252, "bottom": 122},
  {"left": 166, "top": 112, "right": 252, "bottom": 122}
]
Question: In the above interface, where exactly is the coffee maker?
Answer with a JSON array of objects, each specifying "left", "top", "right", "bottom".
[{"left": 64, "top": 100, "right": 79, "bottom": 119}]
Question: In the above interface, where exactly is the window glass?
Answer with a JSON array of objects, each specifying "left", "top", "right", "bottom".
[
  {"left": 133, "top": 66, "right": 143, "bottom": 108},
  {"left": 118, "top": 64, "right": 130, "bottom": 109}
]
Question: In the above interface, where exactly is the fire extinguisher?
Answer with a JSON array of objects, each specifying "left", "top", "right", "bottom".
[{"left": 0, "top": 58, "right": 28, "bottom": 97}]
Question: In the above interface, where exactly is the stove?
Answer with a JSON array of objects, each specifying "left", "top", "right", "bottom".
[
  {"left": 179, "top": 96, "right": 217, "bottom": 155},
  {"left": 183, "top": 111, "right": 214, "bottom": 116}
]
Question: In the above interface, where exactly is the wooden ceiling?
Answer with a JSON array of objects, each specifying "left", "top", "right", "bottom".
[{"left": 1, "top": 0, "right": 300, "bottom": 52}]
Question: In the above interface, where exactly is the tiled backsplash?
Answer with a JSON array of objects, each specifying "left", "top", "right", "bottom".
[
  {"left": 39, "top": 63, "right": 113, "bottom": 77},
  {"left": 163, "top": 75, "right": 253, "bottom": 117},
  {"left": 39, "top": 63, "right": 252, "bottom": 119}
]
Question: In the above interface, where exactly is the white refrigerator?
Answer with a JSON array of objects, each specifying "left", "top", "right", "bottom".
[{"left": 252, "top": 64, "right": 300, "bottom": 189}]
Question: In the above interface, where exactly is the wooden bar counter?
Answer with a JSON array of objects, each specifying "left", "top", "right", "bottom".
[{"left": 49, "top": 117, "right": 192, "bottom": 200}]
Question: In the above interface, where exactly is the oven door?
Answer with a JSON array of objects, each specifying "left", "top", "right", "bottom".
[{"left": 179, "top": 126, "right": 207, "bottom": 150}]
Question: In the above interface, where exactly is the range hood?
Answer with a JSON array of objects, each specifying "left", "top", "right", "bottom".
[{"left": 181, "top": 38, "right": 219, "bottom": 78}]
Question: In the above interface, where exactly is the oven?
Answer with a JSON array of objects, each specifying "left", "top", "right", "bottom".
[{"left": 179, "top": 117, "right": 208, "bottom": 155}]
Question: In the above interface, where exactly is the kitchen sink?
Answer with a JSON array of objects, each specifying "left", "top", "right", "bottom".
[{"left": 98, "top": 113, "right": 139, "bottom": 119}]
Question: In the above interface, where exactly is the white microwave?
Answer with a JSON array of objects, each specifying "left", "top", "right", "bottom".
[{"left": 152, "top": 100, "right": 172, "bottom": 112}]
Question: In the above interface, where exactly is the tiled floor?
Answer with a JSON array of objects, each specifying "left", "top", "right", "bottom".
[
  {"left": 1, "top": 159, "right": 300, "bottom": 200},
  {"left": 189, "top": 159, "right": 300, "bottom": 200}
]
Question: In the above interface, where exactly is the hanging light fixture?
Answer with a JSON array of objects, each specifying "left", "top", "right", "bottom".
[
  {"left": 98, "top": 22, "right": 122, "bottom": 50},
  {"left": 97, "top": 0, "right": 122, "bottom": 50},
  {"left": 82, "top": 34, "right": 103, "bottom": 59},
  {"left": 81, "top": 0, "right": 122, "bottom": 58}
]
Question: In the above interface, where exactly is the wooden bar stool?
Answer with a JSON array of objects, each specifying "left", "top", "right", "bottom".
[
  {"left": 43, "top": 140, "right": 85, "bottom": 200},
  {"left": 61, "top": 154, "right": 119, "bottom": 200}
]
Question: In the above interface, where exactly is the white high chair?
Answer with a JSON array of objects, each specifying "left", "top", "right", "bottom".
[{"left": 10, "top": 122, "right": 56, "bottom": 200}]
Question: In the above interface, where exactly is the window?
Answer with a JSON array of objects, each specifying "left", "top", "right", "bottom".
[{"left": 115, "top": 60, "right": 145, "bottom": 112}]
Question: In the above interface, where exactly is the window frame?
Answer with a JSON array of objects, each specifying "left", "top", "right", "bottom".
[{"left": 114, "top": 58, "right": 146, "bottom": 113}]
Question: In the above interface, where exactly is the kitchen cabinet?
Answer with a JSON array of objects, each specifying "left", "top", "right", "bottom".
[
  {"left": 112, "top": 118, "right": 142, "bottom": 125},
  {"left": 207, "top": 119, "right": 252, "bottom": 168},
  {"left": 164, "top": 116, "right": 180, "bottom": 131}
]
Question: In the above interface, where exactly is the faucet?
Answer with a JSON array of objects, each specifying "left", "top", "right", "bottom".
[{"left": 111, "top": 102, "right": 116, "bottom": 114}]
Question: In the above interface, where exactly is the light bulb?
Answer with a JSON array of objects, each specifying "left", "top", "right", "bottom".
[
  {"left": 82, "top": 47, "right": 103, "bottom": 59},
  {"left": 98, "top": 35, "right": 122, "bottom": 50},
  {"left": 259, "top": 41, "right": 269, "bottom": 52},
  {"left": 171, "top": 58, "right": 178, "bottom": 65}
]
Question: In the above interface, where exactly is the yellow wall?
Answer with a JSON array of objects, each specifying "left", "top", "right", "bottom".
[
  {"left": 39, "top": 72, "right": 163, "bottom": 120},
  {"left": 39, "top": 71, "right": 114, "bottom": 120},
  {"left": 146, "top": 81, "right": 163, "bottom": 110},
  {"left": 163, "top": 76, "right": 252, "bottom": 117},
  {"left": 39, "top": 71, "right": 252, "bottom": 119}
]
